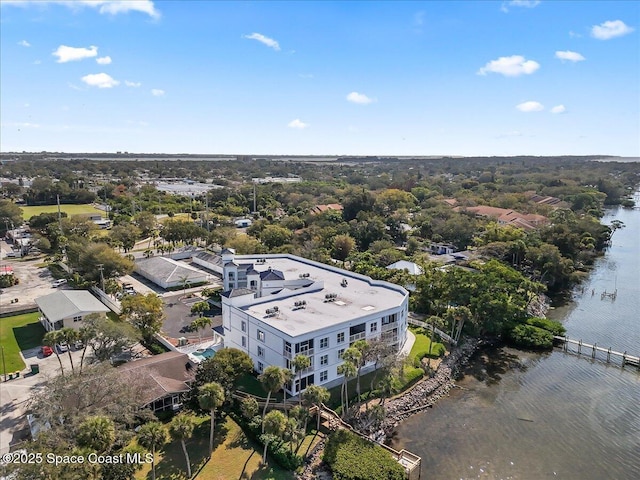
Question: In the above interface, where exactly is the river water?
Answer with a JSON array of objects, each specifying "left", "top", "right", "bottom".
[{"left": 391, "top": 196, "right": 640, "bottom": 480}]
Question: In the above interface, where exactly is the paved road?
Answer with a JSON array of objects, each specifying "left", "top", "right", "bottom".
[{"left": 0, "top": 347, "right": 85, "bottom": 454}]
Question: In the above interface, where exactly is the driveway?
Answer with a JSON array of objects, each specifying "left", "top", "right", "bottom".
[{"left": 0, "top": 346, "right": 85, "bottom": 454}]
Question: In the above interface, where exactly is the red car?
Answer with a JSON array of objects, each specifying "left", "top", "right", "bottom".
[{"left": 41, "top": 345, "right": 53, "bottom": 357}]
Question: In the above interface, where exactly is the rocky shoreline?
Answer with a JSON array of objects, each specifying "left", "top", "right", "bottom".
[{"left": 296, "top": 337, "right": 481, "bottom": 479}]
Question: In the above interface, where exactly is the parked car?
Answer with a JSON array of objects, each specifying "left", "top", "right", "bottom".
[
  {"left": 52, "top": 279, "right": 67, "bottom": 287},
  {"left": 73, "top": 340, "right": 84, "bottom": 350},
  {"left": 56, "top": 342, "right": 69, "bottom": 353},
  {"left": 41, "top": 345, "right": 53, "bottom": 357},
  {"left": 5, "top": 251, "right": 17, "bottom": 258}
]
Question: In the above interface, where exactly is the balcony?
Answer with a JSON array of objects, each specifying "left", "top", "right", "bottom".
[{"left": 349, "top": 331, "right": 367, "bottom": 343}]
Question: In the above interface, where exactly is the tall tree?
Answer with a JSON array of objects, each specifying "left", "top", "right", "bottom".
[
  {"left": 169, "top": 413, "right": 196, "bottom": 479},
  {"left": 258, "top": 366, "right": 288, "bottom": 432},
  {"left": 43, "top": 330, "right": 65, "bottom": 376},
  {"left": 194, "top": 348, "right": 253, "bottom": 394},
  {"left": 198, "top": 382, "right": 225, "bottom": 455},
  {"left": 292, "top": 354, "right": 311, "bottom": 406},
  {"left": 337, "top": 360, "right": 357, "bottom": 418},
  {"left": 59, "top": 327, "right": 78, "bottom": 373},
  {"left": 342, "top": 346, "right": 363, "bottom": 405},
  {"left": 303, "top": 385, "right": 330, "bottom": 432},
  {"left": 137, "top": 421, "right": 168, "bottom": 480},
  {"left": 262, "top": 410, "right": 286, "bottom": 465},
  {"left": 120, "top": 293, "right": 165, "bottom": 342},
  {"left": 77, "top": 415, "right": 116, "bottom": 452}
]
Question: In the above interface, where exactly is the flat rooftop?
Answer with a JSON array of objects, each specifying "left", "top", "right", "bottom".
[{"left": 233, "top": 255, "right": 407, "bottom": 337}]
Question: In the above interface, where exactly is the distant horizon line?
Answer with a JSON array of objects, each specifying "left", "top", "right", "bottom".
[{"left": 0, "top": 152, "right": 630, "bottom": 159}]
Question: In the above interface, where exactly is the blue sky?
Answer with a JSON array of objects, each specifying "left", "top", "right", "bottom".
[{"left": 1, "top": 0, "right": 638, "bottom": 156}]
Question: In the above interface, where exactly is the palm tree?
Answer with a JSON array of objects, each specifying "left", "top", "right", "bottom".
[
  {"left": 190, "top": 315, "right": 212, "bottom": 342},
  {"left": 341, "top": 347, "right": 362, "bottom": 410},
  {"left": 302, "top": 384, "right": 330, "bottom": 432},
  {"left": 77, "top": 325, "right": 96, "bottom": 373},
  {"left": 198, "top": 382, "right": 225, "bottom": 455},
  {"left": 138, "top": 421, "right": 168, "bottom": 480},
  {"left": 262, "top": 410, "right": 286, "bottom": 465},
  {"left": 43, "top": 330, "right": 64, "bottom": 376},
  {"left": 337, "top": 360, "right": 357, "bottom": 418},
  {"left": 258, "top": 366, "right": 287, "bottom": 433},
  {"left": 426, "top": 315, "right": 445, "bottom": 371},
  {"left": 59, "top": 327, "right": 78, "bottom": 373},
  {"left": 350, "top": 340, "right": 369, "bottom": 405},
  {"left": 169, "top": 413, "right": 196, "bottom": 479},
  {"left": 77, "top": 415, "right": 116, "bottom": 452},
  {"left": 283, "top": 416, "right": 304, "bottom": 454},
  {"left": 292, "top": 354, "right": 311, "bottom": 406}
]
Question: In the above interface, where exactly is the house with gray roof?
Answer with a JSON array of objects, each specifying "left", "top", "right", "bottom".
[
  {"left": 36, "top": 290, "right": 110, "bottom": 332},
  {"left": 134, "top": 256, "right": 208, "bottom": 289}
]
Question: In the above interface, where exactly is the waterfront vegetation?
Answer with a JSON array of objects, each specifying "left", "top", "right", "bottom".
[
  {"left": 1, "top": 155, "right": 639, "bottom": 479},
  {"left": 0, "top": 312, "right": 43, "bottom": 372}
]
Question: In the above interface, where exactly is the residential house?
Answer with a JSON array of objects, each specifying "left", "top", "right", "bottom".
[{"left": 36, "top": 290, "right": 110, "bottom": 332}]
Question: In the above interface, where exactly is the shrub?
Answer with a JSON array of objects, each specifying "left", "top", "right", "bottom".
[
  {"left": 324, "top": 430, "right": 405, "bottom": 480},
  {"left": 509, "top": 324, "right": 554, "bottom": 349},
  {"left": 526, "top": 317, "right": 566, "bottom": 336},
  {"left": 0, "top": 274, "right": 18, "bottom": 288}
]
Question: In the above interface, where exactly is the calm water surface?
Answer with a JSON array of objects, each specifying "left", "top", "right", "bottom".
[{"left": 391, "top": 197, "right": 640, "bottom": 480}]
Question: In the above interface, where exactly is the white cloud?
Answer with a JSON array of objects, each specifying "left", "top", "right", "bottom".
[
  {"left": 33, "top": 60, "right": 41, "bottom": 65},
  {"left": 478, "top": 55, "right": 540, "bottom": 76},
  {"left": 18, "top": 40, "right": 30, "bottom": 47},
  {"left": 125, "top": 80, "right": 141, "bottom": 87},
  {"left": 3, "top": 1, "right": 160, "bottom": 19},
  {"left": 591, "top": 20, "right": 634, "bottom": 40},
  {"left": 298, "top": 73, "right": 314, "bottom": 79},
  {"left": 516, "top": 101, "right": 544, "bottom": 112},
  {"left": 551, "top": 105, "right": 566, "bottom": 114},
  {"left": 53, "top": 45, "right": 98, "bottom": 63},
  {"left": 414, "top": 11, "right": 425, "bottom": 26},
  {"left": 346, "top": 92, "right": 375, "bottom": 105},
  {"left": 569, "top": 30, "right": 582, "bottom": 38},
  {"left": 288, "top": 119, "right": 309, "bottom": 129},
  {"left": 501, "top": 1, "right": 540, "bottom": 13},
  {"left": 555, "top": 50, "right": 585, "bottom": 62},
  {"left": 243, "top": 33, "right": 280, "bottom": 51},
  {"left": 151, "top": 89, "right": 165, "bottom": 96},
  {"left": 81, "top": 72, "right": 119, "bottom": 88},
  {"left": 96, "top": 56, "right": 112, "bottom": 65},
  {"left": 1, "top": 122, "right": 40, "bottom": 129}
]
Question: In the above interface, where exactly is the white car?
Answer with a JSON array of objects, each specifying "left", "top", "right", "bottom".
[{"left": 52, "top": 279, "right": 67, "bottom": 287}]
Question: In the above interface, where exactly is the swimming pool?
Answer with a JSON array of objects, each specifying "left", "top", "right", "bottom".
[{"left": 191, "top": 348, "right": 216, "bottom": 361}]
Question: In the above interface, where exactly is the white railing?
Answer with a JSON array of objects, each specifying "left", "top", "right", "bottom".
[{"left": 349, "top": 331, "right": 367, "bottom": 343}]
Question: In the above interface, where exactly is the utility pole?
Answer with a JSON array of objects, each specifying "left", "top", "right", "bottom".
[
  {"left": 57, "top": 194, "right": 62, "bottom": 232},
  {"left": 97, "top": 264, "right": 105, "bottom": 292},
  {"left": 1, "top": 346, "right": 6, "bottom": 382},
  {"left": 253, "top": 183, "right": 257, "bottom": 214}
]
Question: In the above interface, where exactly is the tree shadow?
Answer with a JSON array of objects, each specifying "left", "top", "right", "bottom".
[{"left": 463, "top": 346, "right": 525, "bottom": 385}]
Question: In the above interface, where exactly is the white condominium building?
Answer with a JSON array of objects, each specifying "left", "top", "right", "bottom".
[{"left": 220, "top": 248, "right": 409, "bottom": 396}]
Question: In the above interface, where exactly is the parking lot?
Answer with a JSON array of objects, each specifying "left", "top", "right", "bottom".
[
  {"left": 161, "top": 293, "right": 222, "bottom": 340},
  {"left": 0, "top": 240, "right": 62, "bottom": 314}
]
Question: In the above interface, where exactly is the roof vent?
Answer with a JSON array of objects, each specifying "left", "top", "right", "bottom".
[{"left": 324, "top": 293, "right": 338, "bottom": 302}]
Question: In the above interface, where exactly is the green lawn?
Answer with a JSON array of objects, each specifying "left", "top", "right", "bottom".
[
  {"left": 20, "top": 204, "right": 104, "bottom": 220},
  {"left": 0, "top": 312, "right": 44, "bottom": 372},
  {"left": 136, "top": 415, "right": 292, "bottom": 480}
]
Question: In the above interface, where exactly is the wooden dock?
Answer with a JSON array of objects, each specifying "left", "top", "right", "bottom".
[{"left": 553, "top": 336, "right": 640, "bottom": 368}]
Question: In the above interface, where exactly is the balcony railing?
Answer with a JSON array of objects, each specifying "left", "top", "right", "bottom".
[
  {"left": 284, "top": 348, "right": 314, "bottom": 359},
  {"left": 349, "top": 331, "right": 367, "bottom": 343}
]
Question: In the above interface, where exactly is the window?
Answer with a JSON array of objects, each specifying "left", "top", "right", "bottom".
[
  {"left": 241, "top": 336, "right": 246, "bottom": 347},
  {"left": 370, "top": 322, "right": 378, "bottom": 333},
  {"left": 295, "top": 339, "right": 314, "bottom": 355},
  {"left": 337, "top": 332, "right": 345, "bottom": 344},
  {"left": 320, "top": 354, "right": 328, "bottom": 366},
  {"left": 73, "top": 315, "right": 82, "bottom": 322},
  {"left": 257, "top": 330, "right": 265, "bottom": 342},
  {"left": 320, "top": 370, "right": 328, "bottom": 382},
  {"left": 337, "top": 349, "right": 345, "bottom": 360},
  {"left": 257, "top": 346, "right": 265, "bottom": 358},
  {"left": 320, "top": 337, "right": 329, "bottom": 349},
  {"left": 257, "top": 362, "right": 264, "bottom": 373},
  {"left": 284, "top": 341, "right": 292, "bottom": 358},
  {"left": 241, "top": 320, "right": 247, "bottom": 332}
]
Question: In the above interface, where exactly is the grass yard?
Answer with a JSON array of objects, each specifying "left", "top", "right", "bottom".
[
  {"left": 20, "top": 204, "right": 104, "bottom": 220},
  {"left": 135, "top": 415, "right": 292, "bottom": 480},
  {"left": 0, "top": 312, "right": 44, "bottom": 372}
]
